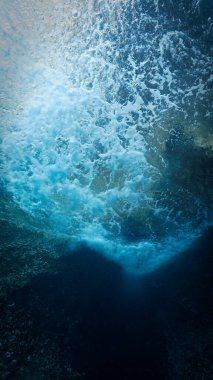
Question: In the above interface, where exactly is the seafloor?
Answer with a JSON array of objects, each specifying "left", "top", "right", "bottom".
[{"left": 0, "top": 227, "right": 212, "bottom": 380}]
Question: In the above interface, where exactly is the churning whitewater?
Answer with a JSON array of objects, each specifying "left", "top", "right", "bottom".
[{"left": 0, "top": 0, "right": 212, "bottom": 272}]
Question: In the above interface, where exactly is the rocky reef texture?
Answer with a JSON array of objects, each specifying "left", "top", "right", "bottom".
[
  {"left": 0, "top": 190, "right": 68, "bottom": 296},
  {"left": 0, "top": 229, "right": 212, "bottom": 379}
]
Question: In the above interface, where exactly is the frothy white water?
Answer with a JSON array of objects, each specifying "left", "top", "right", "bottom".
[{"left": 1, "top": 0, "right": 212, "bottom": 272}]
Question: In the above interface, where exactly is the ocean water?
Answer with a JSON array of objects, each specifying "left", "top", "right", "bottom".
[
  {"left": 0, "top": 1, "right": 213, "bottom": 378},
  {"left": 0, "top": 0, "right": 212, "bottom": 273}
]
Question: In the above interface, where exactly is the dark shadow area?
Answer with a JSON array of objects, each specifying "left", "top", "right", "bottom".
[{"left": 0, "top": 228, "right": 213, "bottom": 379}]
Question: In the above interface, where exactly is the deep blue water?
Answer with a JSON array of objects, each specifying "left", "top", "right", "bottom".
[{"left": 0, "top": 227, "right": 213, "bottom": 379}]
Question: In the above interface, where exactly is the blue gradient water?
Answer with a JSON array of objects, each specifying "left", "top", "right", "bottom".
[{"left": 0, "top": 0, "right": 212, "bottom": 272}]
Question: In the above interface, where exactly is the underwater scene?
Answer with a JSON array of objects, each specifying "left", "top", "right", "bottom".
[{"left": 0, "top": 0, "right": 213, "bottom": 378}]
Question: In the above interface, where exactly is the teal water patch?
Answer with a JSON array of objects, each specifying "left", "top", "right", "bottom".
[{"left": 0, "top": 0, "right": 212, "bottom": 273}]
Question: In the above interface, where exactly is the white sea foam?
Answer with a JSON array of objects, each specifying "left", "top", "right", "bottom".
[{"left": 1, "top": 0, "right": 212, "bottom": 272}]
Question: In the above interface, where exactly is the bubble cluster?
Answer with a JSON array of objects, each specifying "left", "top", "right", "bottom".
[{"left": 1, "top": 0, "right": 212, "bottom": 272}]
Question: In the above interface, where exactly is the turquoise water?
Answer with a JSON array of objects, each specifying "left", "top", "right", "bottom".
[{"left": 0, "top": 0, "right": 212, "bottom": 273}]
